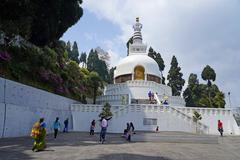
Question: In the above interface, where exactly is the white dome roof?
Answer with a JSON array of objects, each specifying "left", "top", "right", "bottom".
[{"left": 114, "top": 54, "right": 161, "bottom": 78}]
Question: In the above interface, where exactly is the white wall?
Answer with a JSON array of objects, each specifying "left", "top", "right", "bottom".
[
  {"left": 175, "top": 107, "right": 240, "bottom": 135},
  {"left": 0, "top": 77, "right": 78, "bottom": 138},
  {"left": 0, "top": 103, "right": 5, "bottom": 136},
  {"left": 107, "top": 111, "right": 195, "bottom": 133},
  {"left": 71, "top": 104, "right": 202, "bottom": 134},
  {"left": 71, "top": 104, "right": 240, "bottom": 135}
]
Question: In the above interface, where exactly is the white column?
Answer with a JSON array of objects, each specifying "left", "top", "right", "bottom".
[{"left": 128, "top": 93, "right": 131, "bottom": 104}]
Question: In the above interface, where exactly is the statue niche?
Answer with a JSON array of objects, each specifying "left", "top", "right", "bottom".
[{"left": 134, "top": 65, "right": 145, "bottom": 80}]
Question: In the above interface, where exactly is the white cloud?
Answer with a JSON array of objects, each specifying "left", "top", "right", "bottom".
[
  {"left": 107, "top": 49, "right": 123, "bottom": 67},
  {"left": 83, "top": 32, "right": 97, "bottom": 41},
  {"left": 83, "top": 0, "right": 240, "bottom": 106}
]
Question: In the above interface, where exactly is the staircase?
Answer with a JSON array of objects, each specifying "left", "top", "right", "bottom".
[{"left": 154, "top": 93, "right": 209, "bottom": 134}]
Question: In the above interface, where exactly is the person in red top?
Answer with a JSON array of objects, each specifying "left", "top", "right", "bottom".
[{"left": 218, "top": 120, "right": 223, "bottom": 136}]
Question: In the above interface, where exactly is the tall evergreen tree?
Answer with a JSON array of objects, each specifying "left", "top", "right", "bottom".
[
  {"left": 109, "top": 67, "right": 116, "bottom": 84},
  {"left": 69, "top": 41, "right": 80, "bottom": 64},
  {"left": 183, "top": 73, "right": 201, "bottom": 107},
  {"left": 87, "top": 49, "right": 109, "bottom": 82},
  {"left": 201, "top": 65, "right": 216, "bottom": 86},
  {"left": 66, "top": 41, "right": 71, "bottom": 54},
  {"left": 79, "top": 52, "right": 87, "bottom": 67},
  {"left": 201, "top": 65, "right": 216, "bottom": 107},
  {"left": 88, "top": 71, "right": 103, "bottom": 104},
  {"left": 167, "top": 55, "right": 185, "bottom": 96},
  {"left": 148, "top": 47, "right": 166, "bottom": 84},
  {"left": 87, "top": 49, "right": 98, "bottom": 72},
  {"left": 126, "top": 36, "right": 133, "bottom": 56},
  {"left": 200, "top": 65, "right": 225, "bottom": 108}
]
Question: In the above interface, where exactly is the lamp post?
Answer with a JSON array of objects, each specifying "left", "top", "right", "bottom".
[{"left": 228, "top": 92, "right": 231, "bottom": 108}]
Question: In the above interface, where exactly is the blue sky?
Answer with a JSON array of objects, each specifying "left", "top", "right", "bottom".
[
  {"left": 62, "top": 10, "right": 125, "bottom": 56},
  {"left": 62, "top": 0, "right": 240, "bottom": 107}
]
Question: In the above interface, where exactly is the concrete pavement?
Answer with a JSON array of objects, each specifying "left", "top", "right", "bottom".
[{"left": 0, "top": 131, "right": 240, "bottom": 160}]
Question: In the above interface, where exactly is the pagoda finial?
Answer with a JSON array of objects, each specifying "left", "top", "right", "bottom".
[{"left": 132, "top": 17, "right": 143, "bottom": 43}]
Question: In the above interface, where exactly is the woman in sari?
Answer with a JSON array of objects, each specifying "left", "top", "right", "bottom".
[{"left": 31, "top": 118, "right": 47, "bottom": 152}]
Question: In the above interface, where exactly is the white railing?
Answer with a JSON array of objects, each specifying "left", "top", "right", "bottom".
[
  {"left": 96, "top": 94, "right": 129, "bottom": 105},
  {"left": 105, "top": 80, "right": 172, "bottom": 95},
  {"left": 71, "top": 104, "right": 103, "bottom": 113},
  {"left": 174, "top": 106, "right": 233, "bottom": 116},
  {"left": 70, "top": 104, "right": 126, "bottom": 113}
]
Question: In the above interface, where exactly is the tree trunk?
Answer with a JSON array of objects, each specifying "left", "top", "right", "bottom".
[
  {"left": 207, "top": 83, "right": 212, "bottom": 107},
  {"left": 196, "top": 121, "right": 198, "bottom": 134},
  {"left": 93, "top": 87, "right": 97, "bottom": 104}
]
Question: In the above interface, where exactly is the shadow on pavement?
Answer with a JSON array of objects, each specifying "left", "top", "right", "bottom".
[
  {"left": 0, "top": 132, "right": 132, "bottom": 160},
  {"left": 87, "top": 153, "right": 172, "bottom": 160}
]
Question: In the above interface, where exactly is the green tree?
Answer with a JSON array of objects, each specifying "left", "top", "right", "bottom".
[
  {"left": 183, "top": 73, "right": 201, "bottom": 107},
  {"left": 69, "top": 41, "right": 80, "bottom": 64},
  {"left": 192, "top": 110, "right": 202, "bottom": 133},
  {"left": 213, "top": 91, "right": 226, "bottom": 108},
  {"left": 0, "top": 0, "right": 83, "bottom": 46},
  {"left": 167, "top": 55, "right": 185, "bottom": 96},
  {"left": 99, "top": 102, "right": 113, "bottom": 118},
  {"left": 87, "top": 49, "right": 98, "bottom": 71},
  {"left": 80, "top": 52, "right": 87, "bottom": 63},
  {"left": 148, "top": 47, "right": 165, "bottom": 84},
  {"left": 66, "top": 41, "right": 72, "bottom": 54},
  {"left": 201, "top": 65, "right": 216, "bottom": 107},
  {"left": 126, "top": 36, "right": 133, "bottom": 56},
  {"left": 201, "top": 65, "right": 216, "bottom": 86},
  {"left": 109, "top": 67, "right": 116, "bottom": 84},
  {"left": 88, "top": 71, "right": 103, "bottom": 104},
  {"left": 87, "top": 49, "right": 110, "bottom": 82}
]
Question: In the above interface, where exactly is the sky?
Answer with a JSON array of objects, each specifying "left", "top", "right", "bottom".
[{"left": 61, "top": 0, "right": 240, "bottom": 108}]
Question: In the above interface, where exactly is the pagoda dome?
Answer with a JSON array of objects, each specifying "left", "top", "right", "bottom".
[{"left": 114, "top": 54, "right": 162, "bottom": 84}]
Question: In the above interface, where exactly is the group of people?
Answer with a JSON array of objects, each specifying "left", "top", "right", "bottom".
[
  {"left": 123, "top": 122, "right": 135, "bottom": 142},
  {"left": 89, "top": 116, "right": 112, "bottom": 144},
  {"left": 31, "top": 117, "right": 225, "bottom": 152},
  {"left": 31, "top": 117, "right": 69, "bottom": 152},
  {"left": 89, "top": 117, "right": 135, "bottom": 143},
  {"left": 148, "top": 91, "right": 155, "bottom": 101}
]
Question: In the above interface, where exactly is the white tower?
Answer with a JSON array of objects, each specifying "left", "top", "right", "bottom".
[{"left": 129, "top": 17, "right": 147, "bottom": 55}]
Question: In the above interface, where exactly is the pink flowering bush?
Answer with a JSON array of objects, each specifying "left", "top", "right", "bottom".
[{"left": 0, "top": 51, "right": 11, "bottom": 62}]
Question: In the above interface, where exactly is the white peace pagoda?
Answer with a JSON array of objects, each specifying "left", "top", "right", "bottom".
[
  {"left": 71, "top": 18, "right": 240, "bottom": 135},
  {"left": 96, "top": 17, "right": 185, "bottom": 106}
]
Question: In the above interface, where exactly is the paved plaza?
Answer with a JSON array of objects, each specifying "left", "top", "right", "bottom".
[{"left": 0, "top": 132, "right": 240, "bottom": 160}]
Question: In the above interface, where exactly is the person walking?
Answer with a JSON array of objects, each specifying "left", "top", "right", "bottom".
[
  {"left": 218, "top": 120, "right": 224, "bottom": 136},
  {"left": 53, "top": 117, "right": 61, "bottom": 138},
  {"left": 148, "top": 91, "right": 152, "bottom": 101},
  {"left": 99, "top": 117, "right": 108, "bottom": 144},
  {"left": 31, "top": 118, "right": 47, "bottom": 152},
  {"left": 90, "top": 119, "right": 96, "bottom": 135},
  {"left": 126, "top": 122, "right": 131, "bottom": 141},
  {"left": 63, "top": 118, "right": 69, "bottom": 133},
  {"left": 130, "top": 122, "right": 135, "bottom": 134}
]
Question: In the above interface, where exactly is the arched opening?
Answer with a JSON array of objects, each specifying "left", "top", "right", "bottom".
[{"left": 134, "top": 65, "right": 145, "bottom": 80}]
